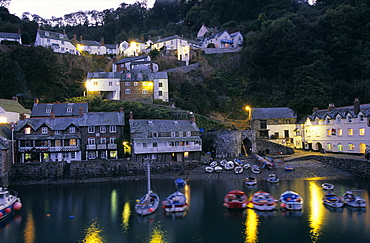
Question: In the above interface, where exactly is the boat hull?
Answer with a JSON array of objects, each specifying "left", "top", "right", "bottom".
[
  {"left": 224, "top": 189, "right": 248, "bottom": 210},
  {"left": 0, "top": 188, "right": 22, "bottom": 221},
  {"left": 280, "top": 191, "right": 303, "bottom": 211},
  {"left": 343, "top": 191, "right": 366, "bottom": 207},
  {"left": 323, "top": 193, "right": 344, "bottom": 208},
  {"left": 135, "top": 192, "right": 160, "bottom": 216},
  {"left": 250, "top": 191, "right": 276, "bottom": 211},
  {"left": 162, "top": 191, "right": 188, "bottom": 213}
]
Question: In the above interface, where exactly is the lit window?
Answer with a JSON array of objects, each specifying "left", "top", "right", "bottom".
[
  {"left": 69, "top": 127, "right": 75, "bottom": 133},
  {"left": 70, "top": 139, "right": 77, "bottom": 146},
  {"left": 338, "top": 144, "right": 343, "bottom": 151},
  {"left": 327, "top": 129, "right": 331, "bottom": 136},
  {"left": 93, "top": 81, "right": 98, "bottom": 86},
  {"left": 88, "top": 126, "right": 95, "bottom": 133},
  {"left": 142, "top": 82, "right": 147, "bottom": 86},
  {"left": 109, "top": 126, "right": 116, "bottom": 133},
  {"left": 110, "top": 151, "right": 117, "bottom": 158},
  {"left": 360, "top": 128, "right": 365, "bottom": 135},
  {"left": 142, "top": 89, "right": 148, "bottom": 94},
  {"left": 338, "top": 129, "right": 342, "bottom": 136},
  {"left": 184, "top": 151, "right": 189, "bottom": 157},
  {"left": 348, "top": 128, "right": 353, "bottom": 136},
  {"left": 125, "top": 89, "right": 131, "bottom": 94},
  {"left": 348, "top": 143, "right": 355, "bottom": 150},
  {"left": 55, "top": 140, "right": 61, "bottom": 146},
  {"left": 42, "top": 127, "right": 48, "bottom": 134},
  {"left": 327, "top": 143, "right": 332, "bottom": 151}
]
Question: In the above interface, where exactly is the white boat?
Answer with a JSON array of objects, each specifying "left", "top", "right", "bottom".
[
  {"left": 162, "top": 191, "right": 188, "bottom": 213},
  {"left": 214, "top": 166, "right": 223, "bottom": 173},
  {"left": 234, "top": 166, "right": 243, "bottom": 174},
  {"left": 224, "top": 161, "right": 235, "bottom": 170},
  {"left": 244, "top": 177, "right": 257, "bottom": 186},
  {"left": 279, "top": 191, "right": 303, "bottom": 211},
  {"left": 223, "top": 189, "right": 248, "bottom": 209},
  {"left": 322, "top": 193, "right": 344, "bottom": 208},
  {"left": 243, "top": 164, "right": 251, "bottom": 170},
  {"left": 251, "top": 165, "right": 260, "bottom": 174},
  {"left": 322, "top": 183, "right": 334, "bottom": 190},
  {"left": 266, "top": 174, "right": 279, "bottom": 183},
  {"left": 342, "top": 191, "right": 366, "bottom": 208},
  {"left": 220, "top": 159, "right": 227, "bottom": 167},
  {"left": 135, "top": 163, "right": 160, "bottom": 216},
  {"left": 250, "top": 190, "right": 277, "bottom": 211},
  {"left": 0, "top": 187, "right": 22, "bottom": 221},
  {"left": 210, "top": 161, "right": 218, "bottom": 167},
  {"left": 234, "top": 159, "right": 243, "bottom": 166},
  {"left": 205, "top": 166, "right": 214, "bottom": 173}
]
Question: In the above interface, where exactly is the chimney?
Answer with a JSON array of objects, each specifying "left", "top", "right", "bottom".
[
  {"left": 190, "top": 112, "right": 196, "bottom": 124},
  {"left": 34, "top": 98, "right": 39, "bottom": 104},
  {"left": 12, "top": 96, "right": 18, "bottom": 102},
  {"left": 19, "top": 113, "right": 26, "bottom": 120},
  {"left": 100, "top": 37, "right": 104, "bottom": 45},
  {"left": 354, "top": 98, "right": 360, "bottom": 115},
  {"left": 50, "top": 112, "right": 55, "bottom": 119},
  {"left": 119, "top": 106, "right": 124, "bottom": 113},
  {"left": 79, "top": 107, "right": 84, "bottom": 117},
  {"left": 129, "top": 111, "right": 133, "bottom": 120},
  {"left": 327, "top": 103, "right": 335, "bottom": 112},
  {"left": 312, "top": 107, "right": 319, "bottom": 114}
]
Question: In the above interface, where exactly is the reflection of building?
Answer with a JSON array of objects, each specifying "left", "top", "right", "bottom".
[
  {"left": 302, "top": 98, "right": 370, "bottom": 154},
  {"left": 129, "top": 112, "right": 202, "bottom": 163}
]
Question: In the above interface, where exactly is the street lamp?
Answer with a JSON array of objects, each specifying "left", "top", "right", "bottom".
[{"left": 245, "top": 106, "right": 252, "bottom": 128}]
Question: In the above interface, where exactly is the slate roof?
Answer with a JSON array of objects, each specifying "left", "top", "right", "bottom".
[
  {"left": 308, "top": 104, "right": 370, "bottom": 120},
  {"left": 114, "top": 55, "right": 150, "bottom": 65},
  {"left": 0, "top": 99, "right": 30, "bottom": 114},
  {"left": 80, "top": 40, "right": 102, "bottom": 46},
  {"left": 0, "top": 32, "right": 21, "bottom": 39},
  {"left": 252, "top": 107, "right": 297, "bottom": 120},
  {"left": 37, "top": 30, "right": 69, "bottom": 41},
  {"left": 129, "top": 119, "right": 199, "bottom": 134},
  {"left": 31, "top": 103, "right": 88, "bottom": 117},
  {"left": 154, "top": 35, "right": 188, "bottom": 43},
  {"left": 79, "top": 112, "right": 124, "bottom": 126},
  {"left": 14, "top": 117, "right": 79, "bottom": 132}
]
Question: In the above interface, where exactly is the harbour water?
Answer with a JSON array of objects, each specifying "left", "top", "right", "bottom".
[{"left": 1, "top": 177, "right": 369, "bottom": 243}]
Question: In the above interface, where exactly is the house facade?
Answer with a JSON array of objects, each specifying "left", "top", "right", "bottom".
[
  {"left": 152, "top": 35, "right": 191, "bottom": 65},
  {"left": 0, "top": 32, "right": 22, "bottom": 44},
  {"left": 129, "top": 113, "right": 202, "bottom": 163},
  {"left": 117, "top": 39, "right": 146, "bottom": 57},
  {"left": 31, "top": 100, "right": 88, "bottom": 117},
  {"left": 14, "top": 109, "right": 124, "bottom": 163},
  {"left": 302, "top": 99, "right": 370, "bottom": 154},
  {"left": 76, "top": 40, "right": 107, "bottom": 55},
  {"left": 85, "top": 72, "right": 121, "bottom": 100},
  {"left": 0, "top": 97, "right": 30, "bottom": 124},
  {"left": 201, "top": 30, "right": 243, "bottom": 49},
  {"left": 34, "top": 29, "right": 78, "bottom": 54},
  {"left": 112, "top": 55, "right": 158, "bottom": 73}
]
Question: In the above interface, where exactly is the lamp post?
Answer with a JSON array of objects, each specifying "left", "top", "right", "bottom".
[{"left": 245, "top": 106, "right": 252, "bottom": 129}]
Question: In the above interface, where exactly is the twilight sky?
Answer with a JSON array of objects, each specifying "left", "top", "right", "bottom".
[{"left": 8, "top": 0, "right": 155, "bottom": 19}]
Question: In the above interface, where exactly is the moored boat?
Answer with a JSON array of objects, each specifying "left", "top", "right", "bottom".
[
  {"left": 279, "top": 191, "right": 303, "bottom": 211},
  {"left": 224, "top": 161, "right": 235, "bottom": 170},
  {"left": 250, "top": 190, "right": 277, "bottom": 211},
  {"left": 244, "top": 177, "right": 257, "bottom": 186},
  {"left": 220, "top": 159, "right": 227, "bottom": 167},
  {"left": 210, "top": 161, "right": 218, "bottom": 167},
  {"left": 234, "top": 159, "right": 243, "bottom": 166},
  {"left": 135, "top": 163, "right": 160, "bottom": 216},
  {"left": 162, "top": 191, "right": 188, "bottom": 213},
  {"left": 322, "top": 183, "right": 334, "bottom": 190},
  {"left": 0, "top": 187, "right": 22, "bottom": 221},
  {"left": 266, "top": 174, "right": 279, "bottom": 183},
  {"left": 342, "top": 191, "right": 366, "bottom": 208},
  {"left": 322, "top": 193, "right": 344, "bottom": 208},
  {"left": 243, "top": 163, "right": 251, "bottom": 170},
  {"left": 223, "top": 189, "right": 248, "bottom": 209},
  {"left": 174, "top": 178, "right": 187, "bottom": 188}
]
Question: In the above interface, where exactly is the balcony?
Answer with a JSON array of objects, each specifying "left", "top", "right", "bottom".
[
  {"left": 18, "top": 146, "right": 80, "bottom": 152},
  {"left": 86, "top": 144, "right": 96, "bottom": 150}
]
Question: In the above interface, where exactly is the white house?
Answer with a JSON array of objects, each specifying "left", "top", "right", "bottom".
[
  {"left": 112, "top": 55, "right": 158, "bottom": 73},
  {"left": 202, "top": 30, "right": 242, "bottom": 49},
  {"left": 85, "top": 72, "right": 121, "bottom": 100},
  {"left": 34, "top": 29, "right": 78, "bottom": 54},
  {"left": 117, "top": 39, "right": 146, "bottom": 57},
  {"left": 0, "top": 98, "right": 30, "bottom": 124},
  {"left": 152, "top": 35, "right": 191, "bottom": 65},
  {"left": 196, "top": 24, "right": 215, "bottom": 39},
  {"left": 302, "top": 99, "right": 370, "bottom": 154},
  {"left": 76, "top": 40, "right": 107, "bottom": 55},
  {"left": 0, "top": 32, "right": 22, "bottom": 44}
]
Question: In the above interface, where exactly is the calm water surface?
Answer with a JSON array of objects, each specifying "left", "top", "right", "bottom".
[{"left": 1, "top": 177, "right": 369, "bottom": 243}]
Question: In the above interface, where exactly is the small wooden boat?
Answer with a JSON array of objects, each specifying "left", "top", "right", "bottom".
[
  {"left": 224, "top": 161, "right": 235, "bottom": 170},
  {"left": 244, "top": 177, "right": 257, "bottom": 186},
  {"left": 174, "top": 178, "right": 186, "bottom": 187},
  {"left": 243, "top": 163, "right": 251, "bottom": 170},
  {"left": 251, "top": 165, "right": 260, "bottom": 174},
  {"left": 205, "top": 166, "right": 214, "bottom": 173},
  {"left": 162, "top": 191, "right": 188, "bottom": 213},
  {"left": 342, "top": 191, "right": 366, "bottom": 208},
  {"left": 256, "top": 155, "right": 274, "bottom": 169},
  {"left": 234, "top": 166, "right": 243, "bottom": 174},
  {"left": 220, "top": 159, "right": 227, "bottom": 167},
  {"left": 214, "top": 166, "right": 223, "bottom": 173},
  {"left": 322, "top": 183, "right": 334, "bottom": 190},
  {"left": 279, "top": 191, "right": 303, "bottom": 211},
  {"left": 285, "top": 165, "right": 294, "bottom": 171},
  {"left": 266, "top": 174, "right": 279, "bottom": 183},
  {"left": 0, "top": 187, "right": 22, "bottom": 221},
  {"left": 250, "top": 190, "right": 277, "bottom": 211},
  {"left": 322, "top": 193, "right": 344, "bottom": 208},
  {"left": 234, "top": 159, "right": 243, "bottom": 166},
  {"left": 210, "top": 161, "right": 218, "bottom": 167},
  {"left": 223, "top": 189, "right": 248, "bottom": 209},
  {"left": 135, "top": 163, "right": 160, "bottom": 216}
]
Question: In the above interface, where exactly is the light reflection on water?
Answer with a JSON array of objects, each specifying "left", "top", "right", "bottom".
[{"left": 1, "top": 178, "right": 369, "bottom": 243}]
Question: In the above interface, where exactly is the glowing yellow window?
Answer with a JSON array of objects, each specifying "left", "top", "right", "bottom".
[
  {"left": 348, "top": 143, "right": 355, "bottom": 150},
  {"left": 338, "top": 144, "right": 343, "bottom": 151},
  {"left": 338, "top": 129, "right": 342, "bottom": 136},
  {"left": 348, "top": 128, "right": 353, "bottom": 136},
  {"left": 327, "top": 143, "right": 332, "bottom": 150},
  {"left": 25, "top": 127, "right": 31, "bottom": 134},
  {"left": 359, "top": 128, "right": 365, "bottom": 135}
]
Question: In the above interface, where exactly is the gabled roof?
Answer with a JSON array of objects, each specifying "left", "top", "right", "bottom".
[
  {"left": 31, "top": 103, "right": 88, "bottom": 117},
  {"left": 311, "top": 104, "right": 370, "bottom": 119},
  {"left": 37, "top": 30, "right": 69, "bottom": 41},
  {"left": 114, "top": 55, "right": 150, "bottom": 65},
  {"left": 79, "top": 112, "right": 124, "bottom": 126},
  {"left": 80, "top": 40, "right": 102, "bottom": 46},
  {"left": 129, "top": 119, "right": 199, "bottom": 133},
  {"left": 154, "top": 35, "right": 188, "bottom": 44},
  {"left": 0, "top": 99, "right": 30, "bottom": 114},
  {"left": 252, "top": 107, "right": 296, "bottom": 120},
  {"left": 0, "top": 32, "right": 21, "bottom": 39},
  {"left": 14, "top": 117, "right": 79, "bottom": 132}
]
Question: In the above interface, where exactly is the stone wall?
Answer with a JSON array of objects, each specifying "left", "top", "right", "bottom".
[{"left": 256, "top": 139, "right": 294, "bottom": 155}]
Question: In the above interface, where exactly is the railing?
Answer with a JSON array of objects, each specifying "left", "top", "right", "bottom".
[
  {"left": 18, "top": 146, "right": 80, "bottom": 152},
  {"left": 134, "top": 145, "right": 202, "bottom": 154}
]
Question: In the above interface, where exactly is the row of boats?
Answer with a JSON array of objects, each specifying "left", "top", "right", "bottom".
[
  {"left": 321, "top": 183, "right": 367, "bottom": 208},
  {"left": 205, "top": 159, "right": 262, "bottom": 174}
]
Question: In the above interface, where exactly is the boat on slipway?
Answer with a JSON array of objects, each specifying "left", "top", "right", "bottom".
[
  {"left": 322, "top": 183, "right": 334, "bottom": 190},
  {"left": 162, "top": 191, "right": 188, "bottom": 213},
  {"left": 0, "top": 187, "right": 22, "bottom": 221},
  {"left": 174, "top": 178, "right": 186, "bottom": 188},
  {"left": 266, "top": 174, "right": 279, "bottom": 183},
  {"left": 223, "top": 189, "right": 248, "bottom": 209},
  {"left": 244, "top": 177, "right": 257, "bottom": 186}
]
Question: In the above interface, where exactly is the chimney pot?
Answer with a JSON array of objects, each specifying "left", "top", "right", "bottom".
[
  {"left": 354, "top": 98, "right": 360, "bottom": 115},
  {"left": 129, "top": 111, "right": 133, "bottom": 120},
  {"left": 327, "top": 103, "right": 335, "bottom": 112}
]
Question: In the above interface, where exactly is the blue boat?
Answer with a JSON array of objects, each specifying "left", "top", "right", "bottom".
[{"left": 174, "top": 178, "right": 187, "bottom": 187}]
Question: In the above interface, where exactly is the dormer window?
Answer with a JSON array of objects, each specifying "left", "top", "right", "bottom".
[
  {"left": 42, "top": 127, "right": 48, "bottom": 134},
  {"left": 337, "top": 117, "right": 341, "bottom": 123},
  {"left": 25, "top": 127, "right": 31, "bottom": 134},
  {"left": 359, "top": 115, "right": 364, "bottom": 122},
  {"left": 45, "top": 32, "right": 49, "bottom": 36},
  {"left": 67, "top": 107, "right": 72, "bottom": 113},
  {"left": 46, "top": 108, "right": 52, "bottom": 113},
  {"left": 326, "top": 118, "right": 330, "bottom": 124},
  {"left": 347, "top": 116, "right": 352, "bottom": 122}
]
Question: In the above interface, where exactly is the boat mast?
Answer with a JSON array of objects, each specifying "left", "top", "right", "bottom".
[{"left": 147, "top": 162, "right": 151, "bottom": 193}]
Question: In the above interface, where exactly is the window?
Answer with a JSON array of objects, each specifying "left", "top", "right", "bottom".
[
  {"left": 159, "top": 91, "right": 163, "bottom": 96},
  {"left": 359, "top": 115, "right": 364, "bottom": 122},
  {"left": 71, "top": 152, "right": 76, "bottom": 159},
  {"left": 67, "top": 107, "right": 72, "bottom": 113},
  {"left": 70, "top": 139, "right": 77, "bottom": 146},
  {"left": 55, "top": 130, "right": 60, "bottom": 135},
  {"left": 101, "top": 151, "right": 107, "bottom": 159},
  {"left": 100, "top": 126, "right": 106, "bottom": 133},
  {"left": 100, "top": 137, "right": 106, "bottom": 144},
  {"left": 326, "top": 118, "right": 330, "bottom": 124},
  {"left": 55, "top": 140, "right": 61, "bottom": 146},
  {"left": 134, "top": 82, "right": 139, "bottom": 86},
  {"left": 152, "top": 132, "right": 158, "bottom": 137},
  {"left": 88, "top": 126, "right": 95, "bottom": 133},
  {"left": 110, "top": 151, "right": 117, "bottom": 159},
  {"left": 142, "top": 82, "right": 147, "bottom": 86},
  {"left": 69, "top": 127, "right": 75, "bottom": 133},
  {"left": 179, "top": 131, "right": 184, "bottom": 137},
  {"left": 327, "top": 129, "right": 331, "bottom": 136},
  {"left": 88, "top": 138, "right": 95, "bottom": 145},
  {"left": 125, "top": 82, "right": 130, "bottom": 86},
  {"left": 88, "top": 151, "right": 96, "bottom": 159},
  {"left": 109, "top": 137, "right": 116, "bottom": 144},
  {"left": 46, "top": 108, "right": 51, "bottom": 113},
  {"left": 42, "top": 127, "right": 48, "bottom": 134},
  {"left": 142, "top": 89, "right": 148, "bottom": 94},
  {"left": 348, "top": 128, "right": 353, "bottom": 136},
  {"left": 171, "top": 132, "right": 176, "bottom": 137},
  {"left": 337, "top": 117, "right": 341, "bottom": 123},
  {"left": 93, "top": 81, "right": 98, "bottom": 86},
  {"left": 327, "top": 143, "right": 332, "bottom": 151},
  {"left": 109, "top": 126, "right": 116, "bottom": 133},
  {"left": 125, "top": 89, "right": 131, "bottom": 94},
  {"left": 143, "top": 142, "right": 147, "bottom": 148},
  {"left": 338, "top": 128, "right": 342, "bottom": 136},
  {"left": 153, "top": 142, "right": 158, "bottom": 147},
  {"left": 348, "top": 143, "right": 355, "bottom": 150},
  {"left": 186, "top": 131, "right": 191, "bottom": 137},
  {"left": 338, "top": 144, "right": 343, "bottom": 151},
  {"left": 260, "top": 120, "right": 267, "bottom": 129},
  {"left": 159, "top": 82, "right": 163, "bottom": 87},
  {"left": 109, "top": 81, "right": 112, "bottom": 86},
  {"left": 347, "top": 116, "right": 352, "bottom": 122},
  {"left": 360, "top": 128, "right": 365, "bottom": 135}
]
